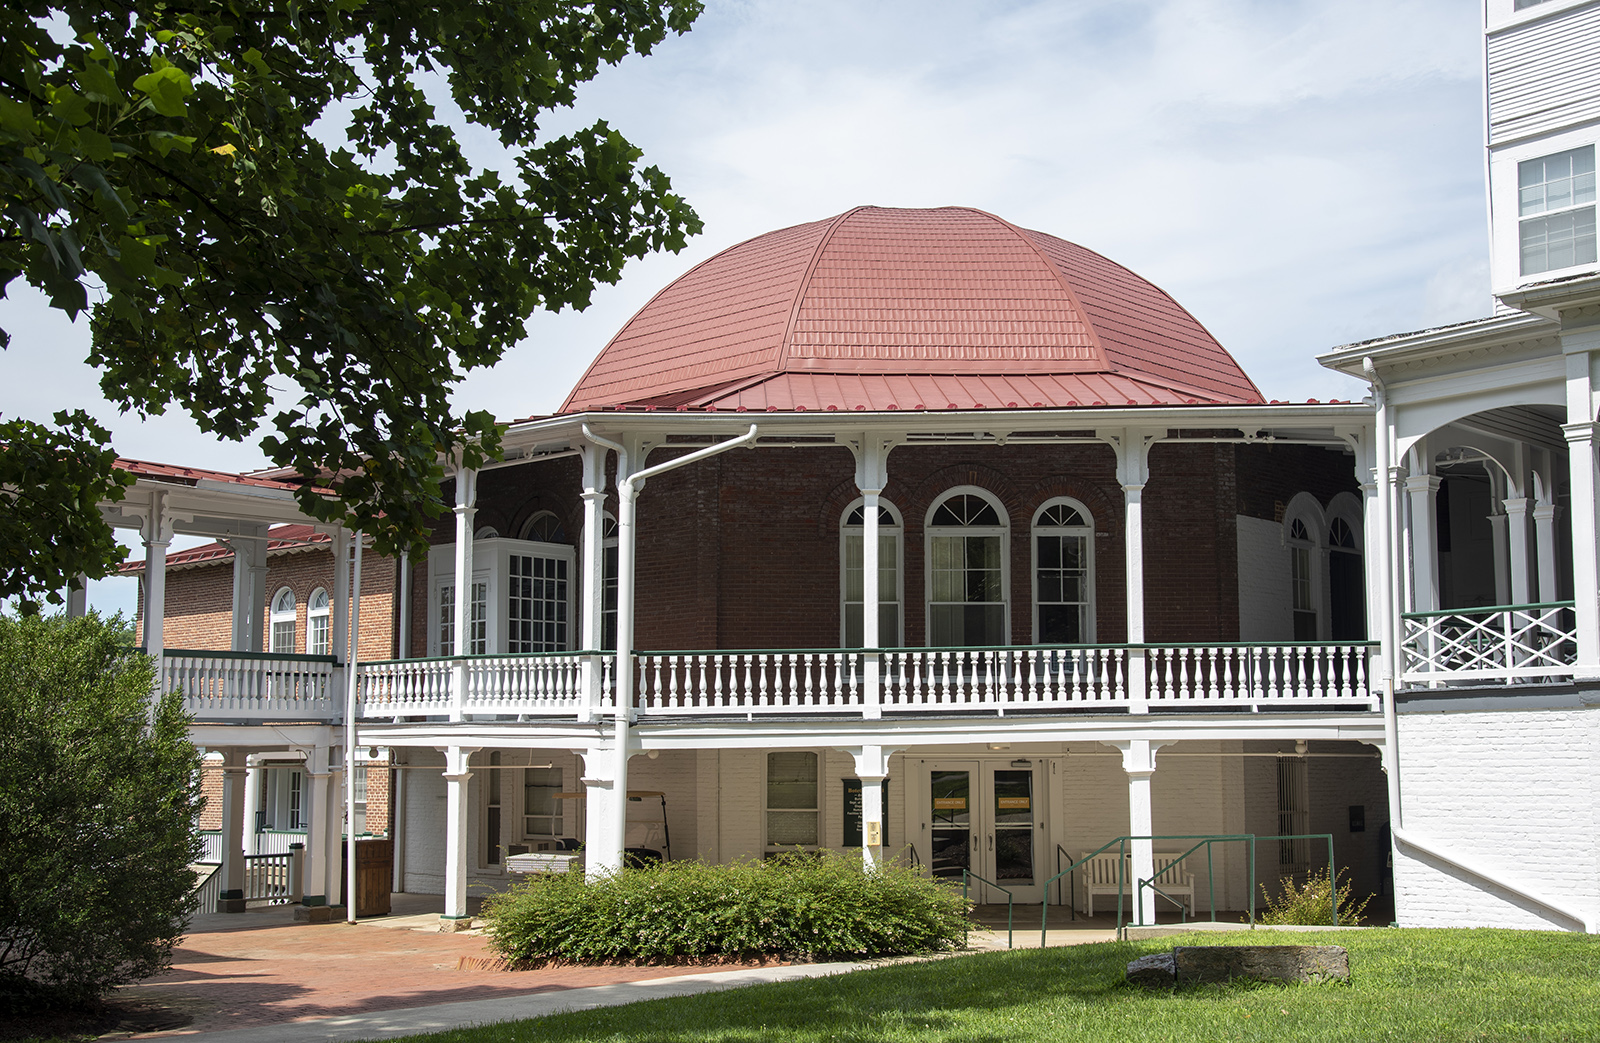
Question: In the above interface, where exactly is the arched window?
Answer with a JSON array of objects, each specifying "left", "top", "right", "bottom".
[
  {"left": 1032, "top": 499, "right": 1094, "bottom": 643},
  {"left": 520, "top": 511, "right": 567, "bottom": 544},
  {"left": 926, "top": 489, "right": 1009, "bottom": 647},
  {"left": 1288, "top": 518, "right": 1318, "bottom": 641},
  {"left": 269, "top": 587, "right": 297, "bottom": 653},
  {"left": 474, "top": 526, "right": 500, "bottom": 540},
  {"left": 1327, "top": 514, "right": 1365, "bottom": 640},
  {"left": 307, "top": 588, "right": 331, "bottom": 657},
  {"left": 841, "top": 500, "right": 903, "bottom": 647}
]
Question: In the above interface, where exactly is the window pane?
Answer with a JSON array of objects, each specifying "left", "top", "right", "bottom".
[
  {"left": 766, "top": 810, "right": 818, "bottom": 847},
  {"left": 767, "top": 752, "right": 817, "bottom": 809},
  {"left": 1521, "top": 207, "right": 1598, "bottom": 274},
  {"left": 1039, "top": 603, "right": 1082, "bottom": 643}
]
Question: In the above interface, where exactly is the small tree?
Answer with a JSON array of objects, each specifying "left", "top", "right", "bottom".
[{"left": 0, "top": 613, "right": 202, "bottom": 1010}]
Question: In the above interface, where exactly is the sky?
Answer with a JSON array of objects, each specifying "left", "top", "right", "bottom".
[{"left": 0, "top": 0, "right": 1488, "bottom": 616}]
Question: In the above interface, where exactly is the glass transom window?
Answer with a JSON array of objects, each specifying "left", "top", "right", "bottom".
[
  {"left": 927, "top": 492, "right": 1008, "bottom": 647},
  {"left": 1519, "top": 146, "right": 1597, "bottom": 275}
]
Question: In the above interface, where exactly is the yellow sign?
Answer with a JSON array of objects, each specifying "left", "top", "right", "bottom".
[
  {"left": 997, "top": 797, "right": 1031, "bottom": 809},
  {"left": 933, "top": 797, "right": 967, "bottom": 810}
]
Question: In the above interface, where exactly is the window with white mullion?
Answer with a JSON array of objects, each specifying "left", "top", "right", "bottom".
[
  {"left": 1032, "top": 499, "right": 1094, "bottom": 644},
  {"left": 1288, "top": 518, "right": 1318, "bottom": 641},
  {"left": 765, "top": 751, "right": 819, "bottom": 852},
  {"left": 1519, "top": 145, "right": 1597, "bottom": 275},
  {"left": 926, "top": 490, "right": 1009, "bottom": 647},
  {"left": 508, "top": 553, "right": 568, "bottom": 653},
  {"left": 269, "top": 587, "right": 297, "bottom": 654},
  {"left": 307, "top": 588, "right": 331, "bottom": 657},
  {"left": 841, "top": 502, "right": 903, "bottom": 648}
]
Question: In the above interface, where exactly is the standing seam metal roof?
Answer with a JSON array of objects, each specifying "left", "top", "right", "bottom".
[{"left": 560, "top": 206, "right": 1262, "bottom": 412}]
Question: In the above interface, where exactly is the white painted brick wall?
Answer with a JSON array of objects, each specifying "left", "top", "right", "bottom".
[
  {"left": 1394, "top": 706, "right": 1599, "bottom": 930},
  {"left": 1238, "top": 515, "right": 1293, "bottom": 642}
]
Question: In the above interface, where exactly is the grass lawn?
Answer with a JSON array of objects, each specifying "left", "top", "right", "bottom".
[{"left": 397, "top": 928, "right": 1599, "bottom": 1043}]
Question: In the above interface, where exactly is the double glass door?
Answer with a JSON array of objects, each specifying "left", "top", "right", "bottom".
[{"left": 925, "top": 760, "right": 1046, "bottom": 903}]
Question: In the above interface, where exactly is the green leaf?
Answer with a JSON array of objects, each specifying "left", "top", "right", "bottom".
[
  {"left": 78, "top": 61, "right": 124, "bottom": 104},
  {"left": 132, "top": 66, "right": 193, "bottom": 117},
  {"left": 0, "top": 96, "right": 38, "bottom": 143}
]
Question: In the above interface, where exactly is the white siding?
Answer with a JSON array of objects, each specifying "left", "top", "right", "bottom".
[
  {"left": 1488, "top": 2, "right": 1600, "bottom": 144},
  {"left": 1394, "top": 706, "right": 1599, "bottom": 930},
  {"left": 1237, "top": 515, "right": 1294, "bottom": 642}
]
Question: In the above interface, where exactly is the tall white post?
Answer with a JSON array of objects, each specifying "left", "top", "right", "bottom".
[
  {"left": 242, "top": 756, "right": 264, "bottom": 855},
  {"left": 1488, "top": 508, "right": 1511, "bottom": 608},
  {"left": 1108, "top": 430, "right": 1154, "bottom": 713},
  {"left": 141, "top": 493, "right": 170, "bottom": 661},
  {"left": 440, "top": 745, "right": 478, "bottom": 929},
  {"left": 1534, "top": 502, "right": 1561, "bottom": 602},
  {"left": 605, "top": 473, "right": 639, "bottom": 877},
  {"left": 245, "top": 537, "right": 268, "bottom": 653},
  {"left": 1404, "top": 473, "right": 1442, "bottom": 613},
  {"left": 854, "top": 436, "right": 891, "bottom": 720},
  {"left": 847, "top": 745, "right": 895, "bottom": 870},
  {"left": 331, "top": 528, "right": 350, "bottom": 664},
  {"left": 1112, "top": 739, "right": 1163, "bottom": 925},
  {"left": 1561, "top": 421, "right": 1600, "bottom": 676},
  {"left": 218, "top": 751, "right": 247, "bottom": 912},
  {"left": 1503, "top": 497, "right": 1533, "bottom": 605},
  {"left": 300, "top": 745, "right": 331, "bottom": 907},
  {"left": 452, "top": 468, "right": 478, "bottom": 722},
  {"left": 579, "top": 444, "right": 608, "bottom": 723},
  {"left": 65, "top": 575, "right": 87, "bottom": 618},
  {"left": 323, "top": 756, "right": 344, "bottom": 908},
  {"left": 345, "top": 533, "right": 363, "bottom": 924}
]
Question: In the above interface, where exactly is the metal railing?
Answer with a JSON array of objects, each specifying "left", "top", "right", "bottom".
[
  {"left": 1401, "top": 601, "right": 1576, "bottom": 684},
  {"left": 1039, "top": 833, "right": 1338, "bottom": 945},
  {"left": 188, "top": 862, "right": 222, "bottom": 916},
  {"left": 167, "top": 649, "right": 338, "bottom": 721},
  {"left": 961, "top": 868, "right": 1015, "bottom": 949},
  {"left": 243, "top": 850, "right": 297, "bottom": 905}
]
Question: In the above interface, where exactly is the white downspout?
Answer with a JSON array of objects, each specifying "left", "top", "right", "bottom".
[
  {"left": 1365, "top": 357, "right": 1404, "bottom": 833},
  {"left": 1391, "top": 827, "right": 1594, "bottom": 933},
  {"left": 581, "top": 424, "right": 759, "bottom": 875}
]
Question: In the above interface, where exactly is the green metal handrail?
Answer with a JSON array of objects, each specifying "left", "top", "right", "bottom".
[
  {"left": 1039, "top": 833, "right": 1339, "bottom": 945},
  {"left": 962, "top": 868, "right": 1015, "bottom": 949},
  {"left": 1402, "top": 600, "right": 1574, "bottom": 620}
]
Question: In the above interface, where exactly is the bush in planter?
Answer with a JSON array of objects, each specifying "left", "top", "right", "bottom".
[
  {"left": 0, "top": 613, "right": 203, "bottom": 1011},
  {"left": 484, "top": 853, "right": 968, "bottom": 964}
]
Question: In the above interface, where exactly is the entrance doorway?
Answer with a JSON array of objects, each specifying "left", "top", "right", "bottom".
[{"left": 919, "top": 759, "right": 1048, "bottom": 903}]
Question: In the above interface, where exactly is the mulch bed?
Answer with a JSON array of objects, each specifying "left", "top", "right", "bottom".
[{"left": 1, "top": 997, "right": 191, "bottom": 1042}]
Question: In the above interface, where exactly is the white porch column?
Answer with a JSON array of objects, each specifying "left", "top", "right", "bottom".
[
  {"left": 1503, "top": 497, "right": 1534, "bottom": 605},
  {"left": 65, "top": 575, "right": 87, "bottom": 618},
  {"left": 853, "top": 437, "right": 892, "bottom": 720},
  {"left": 844, "top": 745, "right": 897, "bottom": 870},
  {"left": 140, "top": 494, "right": 171, "bottom": 662},
  {"left": 300, "top": 745, "right": 331, "bottom": 906},
  {"left": 1534, "top": 501, "right": 1561, "bottom": 602},
  {"left": 1561, "top": 420, "right": 1600, "bottom": 676},
  {"left": 1404, "top": 473, "right": 1442, "bottom": 613},
  {"left": 322, "top": 756, "right": 345, "bottom": 908},
  {"left": 1111, "top": 739, "right": 1165, "bottom": 925},
  {"left": 1107, "top": 430, "right": 1156, "bottom": 713},
  {"left": 391, "top": 750, "right": 408, "bottom": 892},
  {"left": 452, "top": 468, "right": 478, "bottom": 722},
  {"left": 228, "top": 530, "right": 269, "bottom": 652},
  {"left": 242, "top": 756, "right": 264, "bottom": 855},
  {"left": 218, "top": 751, "right": 248, "bottom": 912},
  {"left": 1488, "top": 507, "right": 1511, "bottom": 608},
  {"left": 439, "top": 745, "right": 479, "bottom": 928},
  {"left": 581, "top": 748, "right": 623, "bottom": 879},
  {"left": 578, "top": 444, "right": 608, "bottom": 724}
]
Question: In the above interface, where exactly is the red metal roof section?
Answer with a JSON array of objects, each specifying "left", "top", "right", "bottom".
[
  {"left": 118, "top": 524, "right": 329, "bottom": 574},
  {"left": 115, "top": 457, "right": 312, "bottom": 491},
  {"left": 560, "top": 206, "right": 1262, "bottom": 412}
]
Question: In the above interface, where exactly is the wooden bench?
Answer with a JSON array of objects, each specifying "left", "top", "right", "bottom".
[
  {"left": 1074, "top": 851, "right": 1196, "bottom": 917},
  {"left": 505, "top": 852, "right": 582, "bottom": 876}
]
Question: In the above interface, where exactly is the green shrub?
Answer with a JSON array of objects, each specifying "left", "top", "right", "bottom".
[
  {"left": 1257, "top": 867, "right": 1373, "bottom": 926},
  {"left": 484, "top": 853, "right": 969, "bottom": 964},
  {"left": 0, "top": 613, "right": 203, "bottom": 1011}
]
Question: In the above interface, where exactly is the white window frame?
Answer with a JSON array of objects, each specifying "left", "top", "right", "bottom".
[
  {"left": 1517, "top": 144, "right": 1596, "bottom": 276},
  {"left": 269, "top": 587, "right": 297, "bottom": 654},
  {"left": 1282, "top": 493, "right": 1327, "bottom": 642},
  {"left": 924, "top": 487, "right": 1011, "bottom": 648},
  {"left": 307, "top": 587, "right": 331, "bottom": 657},
  {"left": 1490, "top": 127, "right": 1600, "bottom": 291},
  {"left": 427, "top": 537, "right": 577, "bottom": 656},
  {"left": 840, "top": 498, "right": 905, "bottom": 648},
  {"left": 1030, "top": 497, "right": 1096, "bottom": 644},
  {"left": 765, "top": 749, "right": 821, "bottom": 854}
]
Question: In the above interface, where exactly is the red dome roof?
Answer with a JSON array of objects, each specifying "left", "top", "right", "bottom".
[{"left": 561, "top": 206, "right": 1262, "bottom": 412}]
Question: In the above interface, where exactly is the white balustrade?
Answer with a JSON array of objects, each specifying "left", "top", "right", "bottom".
[
  {"left": 1144, "top": 644, "right": 1377, "bottom": 709},
  {"left": 635, "top": 652, "right": 864, "bottom": 715},
  {"left": 166, "top": 650, "right": 337, "bottom": 721},
  {"left": 1401, "top": 603, "right": 1576, "bottom": 685},
  {"left": 357, "top": 653, "right": 612, "bottom": 717},
  {"left": 882, "top": 647, "right": 1129, "bottom": 712}
]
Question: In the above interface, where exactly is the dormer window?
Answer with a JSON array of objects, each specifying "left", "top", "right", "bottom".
[{"left": 1519, "top": 145, "right": 1596, "bottom": 275}]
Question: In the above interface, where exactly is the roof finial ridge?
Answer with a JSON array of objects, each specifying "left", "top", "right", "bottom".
[{"left": 775, "top": 206, "right": 869, "bottom": 370}]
